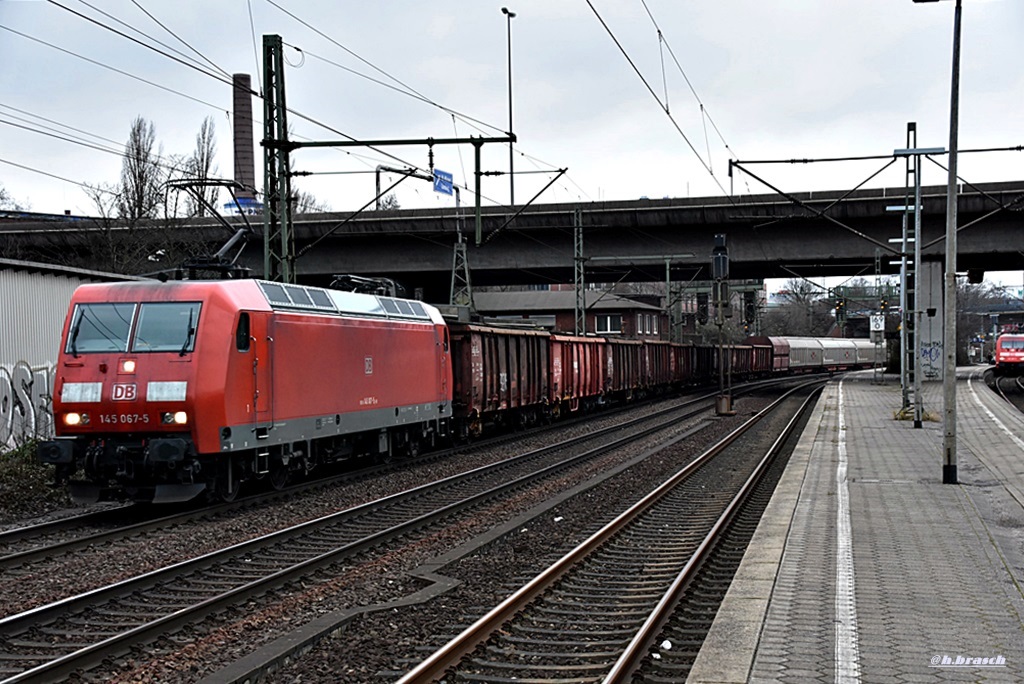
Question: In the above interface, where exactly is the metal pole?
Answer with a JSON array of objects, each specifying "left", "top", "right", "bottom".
[
  {"left": 502, "top": 7, "right": 516, "bottom": 206},
  {"left": 665, "top": 258, "right": 672, "bottom": 342},
  {"left": 914, "top": 155, "right": 924, "bottom": 428},
  {"left": 574, "top": 207, "right": 585, "bottom": 336},
  {"left": 474, "top": 142, "right": 483, "bottom": 245},
  {"left": 943, "top": 0, "right": 962, "bottom": 484},
  {"left": 900, "top": 122, "right": 914, "bottom": 410},
  {"left": 900, "top": 210, "right": 909, "bottom": 407}
]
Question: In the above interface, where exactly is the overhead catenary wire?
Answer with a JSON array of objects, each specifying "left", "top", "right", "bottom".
[
  {"left": 282, "top": 40, "right": 585, "bottom": 204},
  {"left": 0, "top": 111, "right": 231, "bottom": 200},
  {"left": 71, "top": 0, "right": 229, "bottom": 79},
  {"left": 9, "top": 1, "right": 574, "bottom": 221},
  {"left": 584, "top": 0, "right": 712, "bottom": 178},
  {"left": 129, "top": 0, "right": 232, "bottom": 79},
  {"left": 640, "top": 0, "right": 737, "bottom": 161},
  {"left": 0, "top": 19, "right": 424, "bottom": 201},
  {"left": 0, "top": 103, "right": 126, "bottom": 153},
  {"left": 0, "top": 24, "right": 228, "bottom": 113},
  {"left": 247, "top": 0, "right": 262, "bottom": 95},
  {"left": 294, "top": 47, "right": 504, "bottom": 137},
  {"left": 265, "top": 0, "right": 444, "bottom": 114},
  {"left": 264, "top": 3, "right": 581, "bottom": 204},
  {"left": 0, "top": 156, "right": 116, "bottom": 196},
  {"left": 46, "top": 0, "right": 235, "bottom": 87}
]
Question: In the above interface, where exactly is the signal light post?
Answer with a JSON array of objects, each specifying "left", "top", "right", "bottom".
[{"left": 712, "top": 234, "right": 734, "bottom": 416}]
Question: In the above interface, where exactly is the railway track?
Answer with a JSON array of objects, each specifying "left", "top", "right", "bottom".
[
  {"left": 0, "top": 388, "right": 738, "bottom": 683},
  {"left": 0, "top": 384, "right": 741, "bottom": 575},
  {"left": 395, "top": 381, "right": 822, "bottom": 683},
  {"left": 991, "top": 373, "right": 1024, "bottom": 413}
]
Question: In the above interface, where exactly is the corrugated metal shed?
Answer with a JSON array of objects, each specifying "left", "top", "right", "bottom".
[
  {"left": 0, "top": 259, "right": 139, "bottom": 367},
  {"left": 1, "top": 259, "right": 142, "bottom": 447}
]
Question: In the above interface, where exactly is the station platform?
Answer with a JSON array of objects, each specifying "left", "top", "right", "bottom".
[{"left": 688, "top": 368, "right": 1024, "bottom": 683}]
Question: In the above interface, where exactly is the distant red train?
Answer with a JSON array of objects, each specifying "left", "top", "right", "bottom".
[
  {"left": 37, "top": 279, "right": 875, "bottom": 503},
  {"left": 993, "top": 334, "right": 1024, "bottom": 375}
]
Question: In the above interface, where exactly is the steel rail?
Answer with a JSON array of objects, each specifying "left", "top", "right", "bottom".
[
  {"left": 0, "top": 389, "right": 727, "bottom": 683},
  {"left": 396, "top": 379, "right": 823, "bottom": 683},
  {"left": 603, "top": 386, "right": 822, "bottom": 682}
]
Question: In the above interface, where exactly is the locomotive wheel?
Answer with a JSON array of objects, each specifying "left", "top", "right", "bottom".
[
  {"left": 269, "top": 458, "right": 289, "bottom": 490},
  {"left": 218, "top": 483, "right": 241, "bottom": 502},
  {"left": 216, "top": 456, "right": 242, "bottom": 502}
]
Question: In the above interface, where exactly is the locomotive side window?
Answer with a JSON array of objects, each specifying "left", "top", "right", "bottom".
[
  {"left": 133, "top": 302, "right": 202, "bottom": 353},
  {"left": 67, "top": 303, "right": 136, "bottom": 354},
  {"left": 236, "top": 313, "right": 251, "bottom": 351}
]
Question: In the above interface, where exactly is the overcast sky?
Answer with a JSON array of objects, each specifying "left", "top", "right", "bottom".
[{"left": 1, "top": 1, "right": 1022, "bottom": 283}]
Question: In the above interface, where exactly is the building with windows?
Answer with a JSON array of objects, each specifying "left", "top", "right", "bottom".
[{"left": 471, "top": 290, "right": 679, "bottom": 339}]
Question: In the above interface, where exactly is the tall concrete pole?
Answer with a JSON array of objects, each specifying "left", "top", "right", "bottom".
[{"left": 942, "top": 0, "right": 962, "bottom": 484}]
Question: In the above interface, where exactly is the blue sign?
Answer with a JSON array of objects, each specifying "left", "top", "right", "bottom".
[
  {"left": 223, "top": 197, "right": 264, "bottom": 216},
  {"left": 433, "top": 170, "right": 453, "bottom": 196}
]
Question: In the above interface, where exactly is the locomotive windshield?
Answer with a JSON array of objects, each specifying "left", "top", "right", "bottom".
[
  {"left": 133, "top": 302, "right": 201, "bottom": 353},
  {"left": 67, "top": 303, "right": 136, "bottom": 354},
  {"left": 66, "top": 302, "right": 201, "bottom": 355}
]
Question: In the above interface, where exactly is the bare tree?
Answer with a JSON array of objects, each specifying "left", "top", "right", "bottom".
[
  {"left": 117, "top": 116, "right": 165, "bottom": 222},
  {"left": 0, "top": 183, "right": 25, "bottom": 211},
  {"left": 377, "top": 193, "right": 400, "bottom": 211},
  {"left": 293, "top": 189, "right": 330, "bottom": 214},
  {"left": 957, "top": 280, "right": 1006, "bottom": 364},
  {"left": 180, "top": 116, "right": 219, "bottom": 217},
  {"left": 760, "top": 278, "right": 834, "bottom": 337}
]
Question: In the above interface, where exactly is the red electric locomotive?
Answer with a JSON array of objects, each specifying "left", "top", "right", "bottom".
[
  {"left": 994, "top": 333, "right": 1024, "bottom": 375},
  {"left": 37, "top": 279, "right": 452, "bottom": 503}
]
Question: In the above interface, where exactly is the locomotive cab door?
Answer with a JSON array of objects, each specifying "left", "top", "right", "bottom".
[
  {"left": 240, "top": 311, "right": 273, "bottom": 422},
  {"left": 439, "top": 325, "right": 450, "bottom": 400}
]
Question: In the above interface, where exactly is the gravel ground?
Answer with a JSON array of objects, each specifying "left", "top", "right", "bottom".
[
  {"left": 0, "top": 392, "right": 775, "bottom": 683},
  {"left": 96, "top": 396, "right": 772, "bottom": 683},
  {"left": 0, "top": 396, "right": 710, "bottom": 616}
]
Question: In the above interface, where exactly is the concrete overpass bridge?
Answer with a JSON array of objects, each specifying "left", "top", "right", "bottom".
[{"left": 3, "top": 180, "right": 1023, "bottom": 301}]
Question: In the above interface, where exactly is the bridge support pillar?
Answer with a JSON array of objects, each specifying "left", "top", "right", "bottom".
[{"left": 917, "top": 261, "right": 945, "bottom": 383}]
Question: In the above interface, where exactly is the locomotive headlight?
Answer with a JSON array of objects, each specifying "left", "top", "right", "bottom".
[
  {"left": 162, "top": 411, "right": 188, "bottom": 425},
  {"left": 119, "top": 359, "right": 137, "bottom": 374},
  {"left": 64, "top": 412, "right": 89, "bottom": 426}
]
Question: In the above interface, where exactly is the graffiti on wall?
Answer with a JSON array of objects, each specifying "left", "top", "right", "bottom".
[
  {"left": 920, "top": 341, "right": 942, "bottom": 380},
  {"left": 0, "top": 362, "right": 55, "bottom": 451}
]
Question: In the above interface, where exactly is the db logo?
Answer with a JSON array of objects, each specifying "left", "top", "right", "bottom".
[{"left": 112, "top": 383, "right": 137, "bottom": 401}]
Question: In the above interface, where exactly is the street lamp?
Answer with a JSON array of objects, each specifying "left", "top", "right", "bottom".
[
  {"left": 913, "top": 0, "right": 962, "bottom": 484},
  {"left": 501, "top": 7, "right": 516, "bottom": 206}
]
